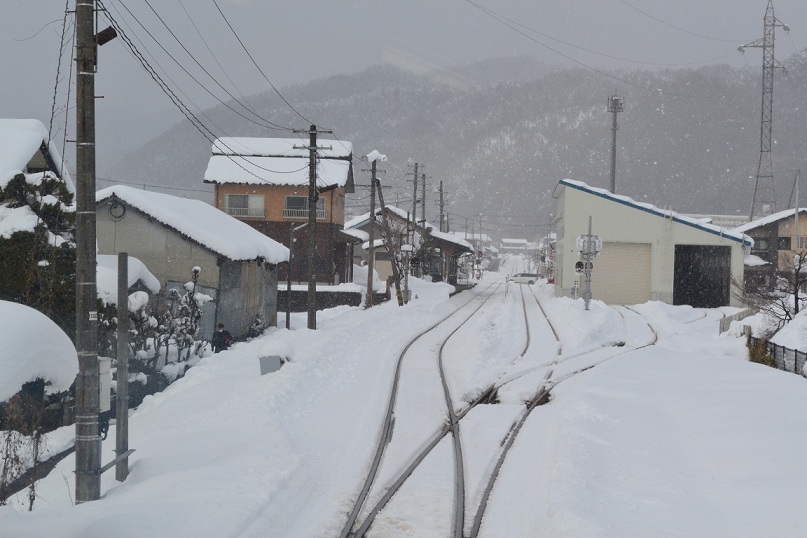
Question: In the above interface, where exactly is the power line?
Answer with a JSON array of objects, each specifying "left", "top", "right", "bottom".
[
  {"left": 98, "top": 2, "right": 310, "bottom": 182},
  {"left": 176, "top": 0, "right": 276, "bottom": 129},
  {"left": 463, "top": 0, "right": 729, "bottom": 100},
  {"left": 95, "top": 176, "right": 214, "bottom": 194},
  {"left": 616, "top": 0, "right": 742, "bottom": 43},
  {"left": 211, "top": 0, "right": 313, "bottom": 125},
  {"left": 118, "top": 0, "right": 291, "bottom": 131}
]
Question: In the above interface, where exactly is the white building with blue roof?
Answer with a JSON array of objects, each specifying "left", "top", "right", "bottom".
[{"left": 552, "top": 179, "right": 751, "bottom": 307}]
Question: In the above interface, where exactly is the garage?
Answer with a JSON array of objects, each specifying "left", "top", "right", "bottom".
[
  {"left": 552, "top": 179, "right": 749, "bottom": 307},
  {"left": 591, "top": 242, "right": 652, "bottom": 305},
  {"left": 673, "top": 245, "right": 731, "bottom": 308}
]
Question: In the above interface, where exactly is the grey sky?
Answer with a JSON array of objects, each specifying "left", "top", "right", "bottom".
[{"left": 1, "top": 0, "right": 806, "bottom": 172}]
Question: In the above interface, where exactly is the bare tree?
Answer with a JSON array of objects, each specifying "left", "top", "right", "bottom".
[{"left": 734, "top": 251, "right": 807, "bottom": 335}]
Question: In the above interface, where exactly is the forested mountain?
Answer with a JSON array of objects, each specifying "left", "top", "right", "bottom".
[{"left": 109, "top": 53, "right": 807, "bottom": 237}]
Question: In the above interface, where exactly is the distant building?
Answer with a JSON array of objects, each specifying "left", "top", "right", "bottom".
[
  {"left": 499, "top": 238, "right": 528, "bottom": 253},
  {"left": 552, "top": 179, "right": 750, "bottom": 307},
  {"left": 204, "top": 137, "right": 354, "bottom": 285},
  {"left": 732, "top": 208, "right": 807, "bottom": 293},
  {"left": 344, "top": 206, "right": 472, "bottom": 282}
]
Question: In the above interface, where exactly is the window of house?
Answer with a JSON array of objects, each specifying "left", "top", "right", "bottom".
[
  {"left": 225, "top": 194, "right": 264, "bottom": 218},
  {"left": 283, "top": 196, "right": 325, "bottom": 219},
  {"left": 753, "top": 238, "right": 769, "bottom": 251},
  {"left": 778, "top": 237, "right": 791, "bottom": 250}
]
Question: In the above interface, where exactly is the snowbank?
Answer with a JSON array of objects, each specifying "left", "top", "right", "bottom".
[{"left": 0, "top": 300, "right": 76, "bottom": 401}]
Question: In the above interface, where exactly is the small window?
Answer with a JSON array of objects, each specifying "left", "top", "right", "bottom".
[
  {"left": 283, "top": 196, "right": 325, "bottom": 219},
  {"left": 778, "top": 237, "right": 791, "bottom": 250},
  {"left": 753, "top": 238, "right": 769, "bottom": 251},
  {"left": 225, "top": 194, "right": 264, "bottom": 218}
]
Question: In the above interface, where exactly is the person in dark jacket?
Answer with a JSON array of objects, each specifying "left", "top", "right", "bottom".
[{"left": 211, "top": 323, "right": 233, "bottom": 353}]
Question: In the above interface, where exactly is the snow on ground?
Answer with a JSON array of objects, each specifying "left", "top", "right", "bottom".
[{"left": 3, "top": 257, "right": 807, "bottom": 537}]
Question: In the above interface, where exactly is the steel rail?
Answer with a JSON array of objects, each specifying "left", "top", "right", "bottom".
[
  {"left": 468, "top": 289, "right": 561, "bottom": 537},
  {"left": 351, "top": 283, "right": 506, "bottom": 537},
  {"left": 340, "top": 282, "right": 500, "bottom": 538}
]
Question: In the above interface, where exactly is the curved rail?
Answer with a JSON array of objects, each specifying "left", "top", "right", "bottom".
[
  {"left": 340, "top": 282, "right": 501, "bottom": 538},
  {"left": 468, "top": 289, "right": 561, "bottom": 537}
]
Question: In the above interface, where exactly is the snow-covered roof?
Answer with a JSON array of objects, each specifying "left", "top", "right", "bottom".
[
  {"left": 449, "top": 232, "right": 492, "bottom": 243},
  {"left": 344, "top": 206, "right": 472, "bottom": 252},
  {"left": 97, "top": 254, "right": 161, "bottom": 305},
  {"left": 0, "top": 300, "right": 77, "bottom": 401},
  {"left": 0, "top": 119, "right": 74, "bottom": 195},
  {"left": 744, "top": 254, "right": 770, "bottom": 267},
  {"left": 501, "top": 238, "right": 529, "bottom": 245},
  {"left": 556, "top": 179, "right": 752, "bottom": 246},
  {"left": 362, "top": 238, "right": 386, "bottom": 250},
  {"left": 732, "top": 208, "right": 807, "bottom": 234},
  {"left": 204, "top": 137, "right": 353, "bottom": 188},
  {"left": 96, "top": 186, "right": 289, "bottom": 264},
  {"left": 340, "top": 227, "right": 368, "bottom": 242}
]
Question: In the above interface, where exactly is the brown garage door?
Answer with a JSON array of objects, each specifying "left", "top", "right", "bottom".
[{"left": 590, "top": 242, "right": 651, "bottom": 305}]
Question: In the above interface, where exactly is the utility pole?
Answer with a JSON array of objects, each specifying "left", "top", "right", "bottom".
[
  {"left": 420, "top": 167, "right": 427, "bottom": 228},
  {"left": 293, "top": 125, "right": 332, "bottom": 330},
  {"left": 575, "top": 217, "right": 601, "bottom": 311},
  {"left": 74, "top": 0, "right": 101, "bottom": 503},
  {"left": 366, "top": 158, "right": 378, "bottom": 308},
  {"left": 607, "top": 94, "right": 624, "bottom": 194},
  {"left": 739, "top": 0, "right": 789, "bottom": 220},
  {"left": 439, "top": 182, "right": 445, "bottom": 276},
  {"left": 438, "top": 181, "right": 445, "bottom": 233},
  {"left": 115, "top": 254, "right": 129, "bottom": 482},
  {"left": 376, "top": 180, "right": 405, "bottom": 306},
  {"left": 411, "top": 162, "right": 418, "bottom": 256}
]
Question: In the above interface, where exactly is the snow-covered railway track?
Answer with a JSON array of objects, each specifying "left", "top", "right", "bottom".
[
  {"left": 466, "top": 289, "right": 560, "bottom": 537},
  {"left": 467, "top": 299, "right": 667, "bottom": 536},
  {"left": 354, "top": 286, "right": 559, "bottom": 537},
  {"left": 340, "top": 282, "right": 505, "bottom": 538}
]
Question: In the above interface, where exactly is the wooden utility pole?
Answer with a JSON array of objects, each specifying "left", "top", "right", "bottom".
[
  {"left": 376, "top": 181, "right": 404, "bottom": 306},
  {"left": 411, "top": 162, "right": 418, "bottom": 253},
  {"left": 293, "top": 125, "right": 332, "bottom": 330},
  {"left": 74, "top": 0, "right": 101, "bottom": 503},
  {"left": 366, "top": 159, "right": 377, "bottom": 308},
  {"left": 438, "top": 181, "right": 445, "bottom": 233},
  {"left": 115, "top": 253, "right": 129, "bottom": 482},
  {"left": 420, "top": 167, "right": 426, "bottom": 227},
  {"left": 438, "top": 181, "right": 445, "bottom": 276}
]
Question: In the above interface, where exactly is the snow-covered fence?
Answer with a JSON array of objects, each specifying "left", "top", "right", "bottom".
[
  {"left": 747, "top": 335, "right": 807, "bottom": 377},
  {"left": 719, "top": 308, "right": 758, "bottom": 334}
]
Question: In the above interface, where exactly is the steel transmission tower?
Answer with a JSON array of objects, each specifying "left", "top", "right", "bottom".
[{"left": 739, "top": 0, "right": 789, "bottom": 220}]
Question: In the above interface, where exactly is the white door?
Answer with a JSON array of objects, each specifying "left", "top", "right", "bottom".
[{"left": 590, "top": 242, "right": 651, "bottom": 305}]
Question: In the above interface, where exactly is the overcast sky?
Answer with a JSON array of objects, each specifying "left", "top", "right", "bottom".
[{"left": 2, "top": 0, "right": 806, "bottom": 173}]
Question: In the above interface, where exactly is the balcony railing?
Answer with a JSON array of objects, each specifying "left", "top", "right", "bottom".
[
  {"left": 225, "top": 207, "right": 265, "bottom": 218},
  {"left": 283, "top": 208, "right": 327, "bottom": 219}
]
